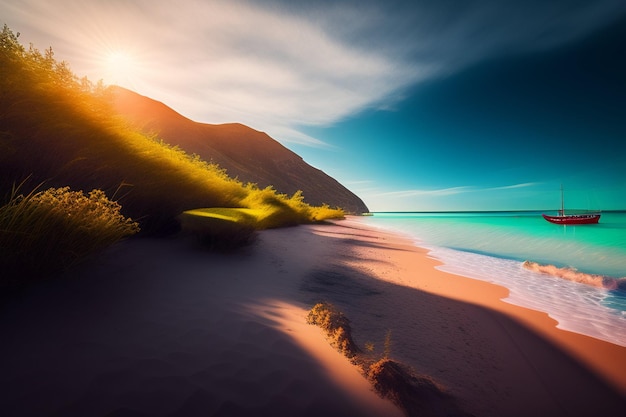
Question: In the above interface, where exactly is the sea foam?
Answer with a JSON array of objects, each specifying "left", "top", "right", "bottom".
[
  {"left": 522, "top": 260, "right": 626, "bottom": 291},
  {"left": 427, "top": 245, "right": 626, "bottom": 347},
  {"left": 351, "top": 214, "right": 626, "bottom": 347}
]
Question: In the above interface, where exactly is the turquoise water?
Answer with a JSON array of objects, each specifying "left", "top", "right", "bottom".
[{"left": 357, "top": 211, "right": 626, "bottom": 346}]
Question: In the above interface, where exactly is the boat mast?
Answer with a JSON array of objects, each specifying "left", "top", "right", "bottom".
[{"left": 560, "top": 184, "right": 564, "bottom": 216}]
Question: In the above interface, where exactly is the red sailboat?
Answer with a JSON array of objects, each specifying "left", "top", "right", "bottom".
[{"left": 542, "top": 185, "right": 600, "bottom": 225}]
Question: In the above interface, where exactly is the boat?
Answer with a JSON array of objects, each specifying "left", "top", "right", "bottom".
[
  {"left": 542, "top": 185, "right": 600, "bottom": 225},
  {"left": 542, "top": 213, "right": 600, "bottom": 225}
]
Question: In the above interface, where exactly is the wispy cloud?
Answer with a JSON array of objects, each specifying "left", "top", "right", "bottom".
[
  {"left": 377, "top": 182, "right": 540, "bottom": 199},
  {"left": 488, "top": 182, "right": 540, "bottom": 191},
  {"left": 2, "top": 0, "right": 623, "bottom": 146},
  {"left": 376, "top": 186, "right": 476, "bottom": 198},
  {"left": 343, "top": 180, "right": 375, "bottom": 186}
]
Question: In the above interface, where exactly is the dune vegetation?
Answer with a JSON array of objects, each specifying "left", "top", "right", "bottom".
[
  {"left": 0, "top": 25, "right": 343, "bottom": 285},
  {"left": 307, "top": 302, "right": 473, "bottom": 417},
  {"left": 306, "top": 301, "right": 360, "bottom": 358},
  {"left": 0, "top": 183, "right": 140, "bottom": 282}
]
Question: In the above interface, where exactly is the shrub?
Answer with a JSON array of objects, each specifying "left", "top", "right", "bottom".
[
  {"left": 306, "top": 302, "right": 359, "bottom": 357},
  {"left": 0, "top": 186, "right": 139, "bottom": 285},
  {"left": 239, "top": 188, "right": 345, "bottom": 229},
  {"left": 309, "top": 204, "right": 345, "bottom": 222},
  {"left": 367, "top": 358, "right": 473, "bottom": 417}
]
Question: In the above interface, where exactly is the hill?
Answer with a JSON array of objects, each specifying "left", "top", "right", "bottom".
[
  {"left": 0, "top": 25, "right": 344, "bottom": 239},
  {"left": 110, "top": 87, "right": 369, "bottom": 214}
]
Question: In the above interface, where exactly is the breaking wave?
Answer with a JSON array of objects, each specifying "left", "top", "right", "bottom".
[{"left": 522, "top": 261, "right": 626, "bottom": 291}]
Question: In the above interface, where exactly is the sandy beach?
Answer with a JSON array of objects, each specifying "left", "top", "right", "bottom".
[{"left": 1, "top": 219, "right": 624, "bottom": 416}]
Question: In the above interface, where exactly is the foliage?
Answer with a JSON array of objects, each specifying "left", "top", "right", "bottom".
[
  {"left": 178, "top": 208, "right": 258, "bottom": 249},
  {"left": 177, "top": 202, "right": 345, "bottom": 249},
  {"left": 309, "top": 204, "right": 345, "bottom": 222},
  {"left": 306, "top": 302, "right": 359, "bottom": 357},
  {"left": 0, "top": 185, "right": 139, "bottom": 285},
  {"left": 368, "top": 358, "right": 474, "bottom": 417}
]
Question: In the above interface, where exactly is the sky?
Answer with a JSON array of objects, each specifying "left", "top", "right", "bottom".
[{"left": 2, "top": 0, "right": 625, "bottom": 211}]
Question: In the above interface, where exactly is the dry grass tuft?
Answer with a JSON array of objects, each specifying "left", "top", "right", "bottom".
[
  {"left": 306, "top": 302, "right": 359, "bottom": 357},
  {"left": 367, "top": 358, "right": 474, "bottom": 417}
]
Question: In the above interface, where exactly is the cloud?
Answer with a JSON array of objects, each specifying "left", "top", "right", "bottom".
[
  {"left": 376, "top": 182, "right": 539, "bottom": 199},
  {"left": 1, "top": 0, "right": 421, "bottom": 146},
  {"left": 343, "top": 180, "right": 375, "bottom": 186},
  {"left": 376, "top": 186, "right": 476, "bottom": 198},
  {"left": 488, "top": 182, "right": 540, "bottom": 191},
  {"left": 2, "top": 0, "right": 624, "bottom": 147}
]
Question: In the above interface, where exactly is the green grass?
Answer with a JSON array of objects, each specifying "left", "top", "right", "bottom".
[
  {"left": 178, "top": 204, "right": 341, "bottom": 249},
  {"left": 178, "top": 208, "right": 258, "bottom": 249},
  {"left": 182, "top": 208, "right": 260, "bottom": 223}
]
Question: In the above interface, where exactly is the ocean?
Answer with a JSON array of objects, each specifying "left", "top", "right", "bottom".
[{"left": 357, "top": 211, "right": 626, "bottom": 347}]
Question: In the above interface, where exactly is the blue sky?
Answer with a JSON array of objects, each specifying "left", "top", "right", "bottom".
[{"left": 2, "top": 0, "right": 625, "bottom": 211}]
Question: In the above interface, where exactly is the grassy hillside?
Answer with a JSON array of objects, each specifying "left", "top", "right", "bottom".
[
  {"left": 0, "top": 25, "right": 343, "bottom": 282},
  {"left": 111, "top": 87, "right": 370, "bottom": 214}
]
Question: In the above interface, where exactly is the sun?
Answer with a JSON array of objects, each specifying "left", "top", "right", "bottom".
[{"left": 103, "top": 50, "right": 137, "bottom": 84}]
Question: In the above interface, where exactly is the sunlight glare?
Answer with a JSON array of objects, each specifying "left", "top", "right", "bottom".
[{"left": 103, "top": 50, "right": 136, "bottom": 84}]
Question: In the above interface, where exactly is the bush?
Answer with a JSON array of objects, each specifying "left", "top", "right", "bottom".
[
  {"left": 306, "top": 302, "right": 359, "bottom": 357},
  {"left": 0, "top": 186, "right": 139, "bottom": 286},
  {"left": 367, "top": 358, "right": 473, "bottom": 417},
  {"left": 309, "top": 204, "right": 345, "bottom": 222}
]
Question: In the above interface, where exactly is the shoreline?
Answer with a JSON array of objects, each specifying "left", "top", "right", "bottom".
[
  {"left": 331, "top": 218, "right": 626, "bottom": 395},
  {"left": 0, "top": 219, "right": 624, "bottom": 416}
]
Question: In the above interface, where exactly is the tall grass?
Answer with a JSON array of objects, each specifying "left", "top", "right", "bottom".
[{"left": 0, "top": 185, "right": 139, "bottom": 286}]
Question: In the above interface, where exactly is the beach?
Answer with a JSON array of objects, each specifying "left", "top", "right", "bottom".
[{"left": 1, "top": 219, "right": 624, "bottom": 416}]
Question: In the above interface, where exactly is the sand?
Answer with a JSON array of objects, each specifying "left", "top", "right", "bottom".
[{"left": 1, "top": 219, "right": 624, "bottom": 416}]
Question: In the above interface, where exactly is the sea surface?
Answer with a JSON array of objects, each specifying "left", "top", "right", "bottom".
[{"left": 357, "top": 211, "right": 626, "bottom": 347}]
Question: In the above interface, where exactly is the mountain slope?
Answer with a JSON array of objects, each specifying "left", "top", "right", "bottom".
[{"left": 111, "top": 87, "right": 369, "bottom": 214}]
